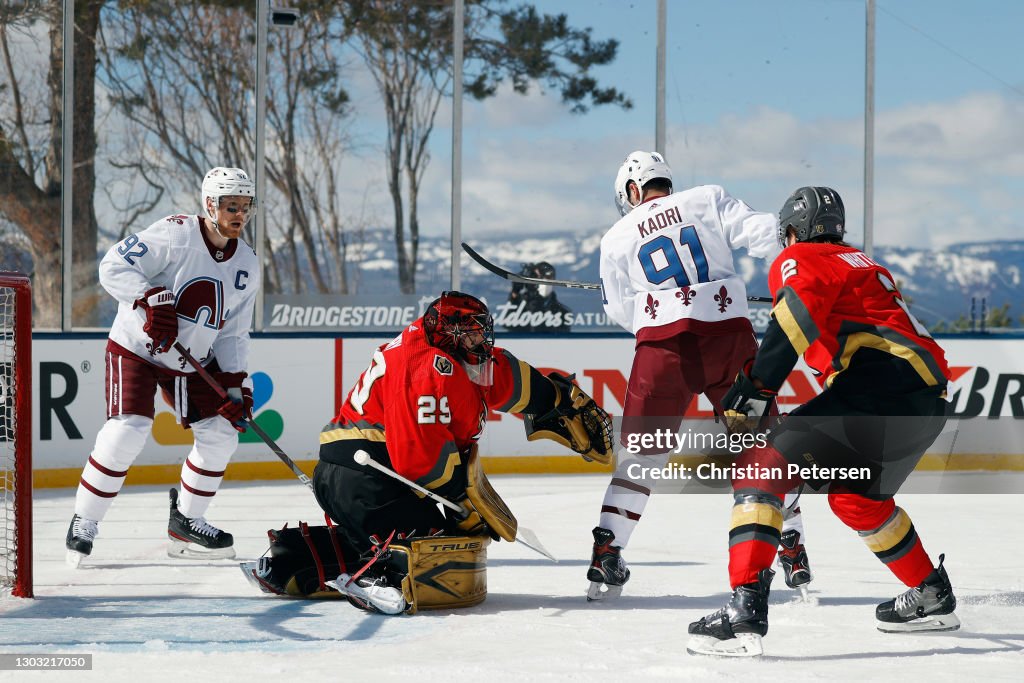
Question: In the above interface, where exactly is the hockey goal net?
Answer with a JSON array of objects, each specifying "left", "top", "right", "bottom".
[{"left": 0, "top": 273, "right": 31, "bottom": 598}]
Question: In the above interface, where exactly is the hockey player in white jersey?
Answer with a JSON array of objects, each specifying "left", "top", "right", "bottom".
[
  {"left": 66, "top": 167, "right": 261, "bottom": 566},
  {"left": 587, "top": 151, "right": 810, "bottom": 600}
]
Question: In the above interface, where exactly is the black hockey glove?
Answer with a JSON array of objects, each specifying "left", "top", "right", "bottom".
[{"left": 721, "top": 362, "right": 777, "bottom": 435}]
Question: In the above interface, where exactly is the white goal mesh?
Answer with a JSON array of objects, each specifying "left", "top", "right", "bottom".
[{"left": 0, "top": 274, "right": 31, "bottom": 598}]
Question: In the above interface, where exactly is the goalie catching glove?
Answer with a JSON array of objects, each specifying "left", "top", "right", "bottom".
[
  {"left": 721, "top": 361, "right": 777, "bottom": 435},
  {"left": 524, "top": 372, "right": 614, "bottom": 465}
]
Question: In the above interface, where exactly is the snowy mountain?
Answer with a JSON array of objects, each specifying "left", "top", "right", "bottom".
[{"left": 348, "top": 229, "right": 1024, "bottom": 331}]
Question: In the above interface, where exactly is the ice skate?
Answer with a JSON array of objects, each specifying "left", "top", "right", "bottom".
[
  {"left": 687, "top": 568, "right": 774, "bottom": 658},
  {"left": 586, "top": 527, "right": 630, "bottom": 601},
  {"left": 65, "top": 514, "right": 99, "bottom": 568},
  {"left": 240, "top": 557, "right": 284, "bottom": 595},
  {"left": 326, "top": 573, "right": 408, "bottom": 615},
  {"left": 876, "top": 554, "right": 959, "bottom": 633},
  {"left": 167, "top": 488, "right": 236, "bottom": 559},
  {"left": 777, "top": 528, "right": 812, "bottom": 601}
]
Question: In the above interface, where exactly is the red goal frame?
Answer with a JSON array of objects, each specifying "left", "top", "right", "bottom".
[{"left": 0, "top": 273, "right": 32, "bottom": 598}]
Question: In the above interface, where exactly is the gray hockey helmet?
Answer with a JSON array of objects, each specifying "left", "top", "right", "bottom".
[{"left": 777, "top": 186, "right": 845, "bottom": 247}]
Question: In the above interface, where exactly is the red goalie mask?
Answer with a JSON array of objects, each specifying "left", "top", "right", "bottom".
[{"left": 424, "top": 291, "right": 494, "bottom": 366}]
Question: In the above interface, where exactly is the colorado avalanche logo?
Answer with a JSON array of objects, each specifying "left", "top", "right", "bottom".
[
  {"left": 433, "top": 355, "right": 454, "bottom": 376},
  {"left": 175, "top": 277, "right": 226, "bottom": 330}
]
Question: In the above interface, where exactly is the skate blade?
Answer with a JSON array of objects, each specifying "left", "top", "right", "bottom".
[
  {"left": 877, "top": 612, "right": 961, "bottom": 633},
  {"left": 167, "top": 539, "right": 236, "bottom": 560},
  {"left": 65, "top": 550, "right": 86, "bottom": 569},
  {"left": 326, "top": 574, "right": 406, "bottom": 615},
  {"left": 795, "top": 585, "right": 819, "bottom": 605},
  {"left": 686, "top": 633, "right": 764, "bottom": 658},
  {"left": 239, "top": 561, "right": 282, "bottom": 595},
  {"left": 586, "top": 581, "right": 623, "bottom": 601}
]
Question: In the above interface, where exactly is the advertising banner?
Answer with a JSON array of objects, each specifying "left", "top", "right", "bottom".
[{"left": 22, "top": 336, "right": 1024, "bottom": 486}]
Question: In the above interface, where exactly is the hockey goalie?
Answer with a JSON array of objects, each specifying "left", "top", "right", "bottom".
[{"left": 241, "top": 291, "right": 613, "bottom": 614}]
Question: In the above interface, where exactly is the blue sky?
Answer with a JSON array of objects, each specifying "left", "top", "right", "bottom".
[
  {"left": 7, "top": 1, "right": 1021, "bottom": 254},
  {"left": 369, "top": 0, "right": 1024, "bottom": 250}
]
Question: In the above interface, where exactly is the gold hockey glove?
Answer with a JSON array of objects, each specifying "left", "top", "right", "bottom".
[{"left": 524, "top": 372, "right": 614, "bottom": 465}]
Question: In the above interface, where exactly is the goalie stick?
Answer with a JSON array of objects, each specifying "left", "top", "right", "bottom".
[
  {"left": 353, "top": 450, "right": 556, "bottom": 562},
  {"left": 174, "top": 342, "right": 314, "bottom": 491},
  {"left": 462, "top": 242, "right": 773, "bottom": 303}
]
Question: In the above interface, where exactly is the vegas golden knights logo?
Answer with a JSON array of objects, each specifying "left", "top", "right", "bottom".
[{"left": 433, "top": 355, "right": 454, "bottom": 376}]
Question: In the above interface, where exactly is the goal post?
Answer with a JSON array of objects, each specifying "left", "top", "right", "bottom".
[{"left": 0, "top": 273, "right": 32, "bottom": 598}]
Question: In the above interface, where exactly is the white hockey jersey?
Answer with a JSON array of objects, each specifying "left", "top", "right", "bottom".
[
  {"left": 600, "top": 185, "right": 779, "bottom": 341},
  {"left": 100, "top": 214, "right": 260, "bottom": 378}
]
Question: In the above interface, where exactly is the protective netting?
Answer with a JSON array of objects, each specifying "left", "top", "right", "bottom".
[{"left": 0, "top": 285, "right": 20, "bottom": 593}]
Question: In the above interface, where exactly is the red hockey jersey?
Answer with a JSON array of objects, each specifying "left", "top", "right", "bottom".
[
  {"left": 325, "top": 318, "right": 535, "bottom": 489},
  {"left": 767, "top": 242, "right": 950, "bottom": 389}
]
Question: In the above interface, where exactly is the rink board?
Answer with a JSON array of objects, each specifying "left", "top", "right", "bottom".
[{"left": 21, "top": 335, "right": 1024, "bottom": 487}]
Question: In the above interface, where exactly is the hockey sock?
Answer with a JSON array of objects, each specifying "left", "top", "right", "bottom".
[
  {"left": 177, "top": 453, "right": 226, "bottom": 518},
  {"left": 177, "top": 417, "right": 237, "bottom": 518},
  {"left": 75, "top": 415, "right": 152, "bottom": 521},
  {"left": 728, "top": 491, "right": 784, "bottom": 588},
  {"left": 598, "top": 452, "right": 668, "bottom": 547},
  {"left": 726, "top": 444, "right": 797, "bottom": 587},
  {"left": 828, "top": 490, "right": 933, "bottom": 587}
]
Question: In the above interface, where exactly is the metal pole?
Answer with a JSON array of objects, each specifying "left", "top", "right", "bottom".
[
  {"left": 863, "top": 0, "right": 875, "bottom": 257},
  {"left": 655, "top": 0, "right": 666, "bottom": 155},
  {"left": 61, "top": 0, "right": 75, "bottom": 330},
  {"left": 450, "top": 0, "right": 464, "bottom": 290},
  {"left": 254, "top": 0, "right": 269, "bottom": 329}
]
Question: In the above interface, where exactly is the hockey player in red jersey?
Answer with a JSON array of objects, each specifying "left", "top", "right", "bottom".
[
  {"left": 66, "top": 167, "right": 261, "bottom": 566},
  {"left": 244, "top": 291, "right": 613, "bottom": 613},
  {"left": 687, "top": 187, "right": 958, "bottom": 657},
  {"left": 589, "top": 151, "right": 811, "bottom": 600}
]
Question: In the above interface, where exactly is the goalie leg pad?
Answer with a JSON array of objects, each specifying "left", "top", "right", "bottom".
[
  {"left": 465, "top": 446, "right": 517, "bottom": 542},
  {"left": 249, "top": 523, "right": 362, "bottom": 598},
  {"left": 391, "top": 536, "right": 491, "bottom": 615}
]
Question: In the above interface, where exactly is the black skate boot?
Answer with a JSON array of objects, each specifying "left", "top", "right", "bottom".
[
  {"left": 65, "top": 514, "right": 99, "bottom": 568},
  {"left": 586, "top": 527, "right": 630, "bottom": 601},
  {"left": 876, "top": 554, "right": 959, "bottom": 632},
  {"left": 777, "top": 529, "right": 812, "bottom": 597},
  {"left": 687, "top": 568, "right": 775, "bottom": 657},
  {"left": 167, "top": 488, "right": 235, "bottom": 559}
]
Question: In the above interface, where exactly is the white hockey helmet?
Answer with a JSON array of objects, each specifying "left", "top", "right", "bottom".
[
  {"left": 202, "top": 167, "right": 257, "bottom": 223},
  {"left": 613, "top": 150, "right": 673, "bottom": 216}
]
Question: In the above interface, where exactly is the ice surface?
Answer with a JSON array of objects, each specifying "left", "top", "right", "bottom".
[{"left": 2, "top": 475, "right": 1021, "bottom": 681}]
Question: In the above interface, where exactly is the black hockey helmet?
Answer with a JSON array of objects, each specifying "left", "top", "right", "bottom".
[
  {"left": 532, "top": 261, "right": 556, "bottom": 279},
  {"left": 778, "top": 186, "right": 845, "bottom": 247},
  {"left": 423, "top": 291, "right": 494, "bottom": 365}
]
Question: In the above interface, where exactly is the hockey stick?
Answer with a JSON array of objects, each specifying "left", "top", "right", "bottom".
[
  {"left": 173, "top": 342, "right": 314, "bottom": 491},
  {"left": 353, "top": 450, "right": 556, "bottom": 562},
  {"left": 461, "top": 241, "right": 773, "bottom": 303}
]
